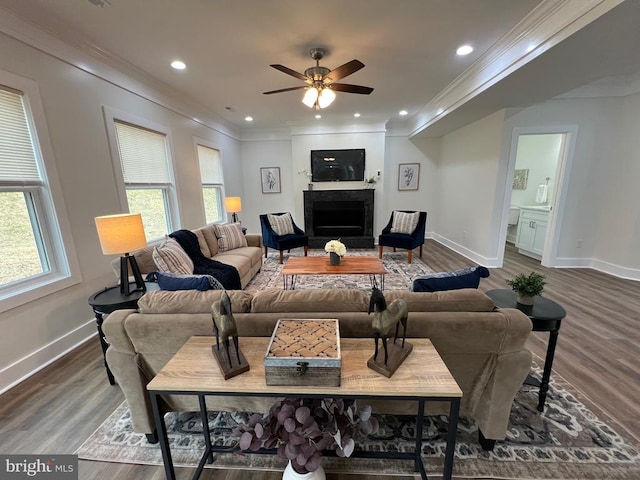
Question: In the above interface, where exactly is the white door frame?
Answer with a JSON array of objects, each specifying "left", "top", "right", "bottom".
[{"left": 504, "top": 125, "right": 578, "bottom": 267}]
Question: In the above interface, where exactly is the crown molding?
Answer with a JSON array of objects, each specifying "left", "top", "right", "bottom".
[
  {"left": 408, "top": 0, "right": 624, "bottom": 138},
  {"left": 0, "top": 5, "right": 241, "bottom": 140},
  {"left": 290, "top": 122, "right": 386, "bottom": 137}
]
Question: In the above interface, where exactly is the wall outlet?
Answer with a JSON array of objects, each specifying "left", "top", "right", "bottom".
[
  {"left": 376, "top": 170, "right": 381, "bottom": 177},
  {"left": 576, "top": 239, "right": 582, "bottom": 248}
]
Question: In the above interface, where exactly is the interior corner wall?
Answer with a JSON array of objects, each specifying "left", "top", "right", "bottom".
[
  {"left": 0, "top": 32, "right": 243, "bottom": 392},
  {"left": 435, "top": 110, "right": 506, "bottom": 265}
]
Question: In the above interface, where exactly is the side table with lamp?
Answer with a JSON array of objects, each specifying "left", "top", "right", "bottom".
[
  {"left": 225, "top": 196, "right": 246, "bottom": 233},
  {"left": 89, "top": 213, "right": 149, "bottom": 384}
]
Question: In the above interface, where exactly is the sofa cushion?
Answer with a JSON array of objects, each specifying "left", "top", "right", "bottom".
[
  {"left": 193, "top": 229, "right": 211, "bottom": 258},
  {"left": 390, "top": 211, "right": 419, "bottom": 234},
  {"left": 267, "top": 213, "right": 295, "bottom": 236},
  {"left": 213, "top": 223, "right": 247, "bottom": 252},
  {"left": 412, "top": 266, "right": 490, "bottom": 292},
  {"left": 152, "top": 237, "right": 193, "bottom": 275},
  {"left": 251, "top": 289, "right": 369, "bottom": 313},
  {"left": 138, "top": 289, "right": 253, "bottom": 314},
  {"left": 385, "top": 289, "right": 495, "bottom": 312},
  {"left": 151, "top": 272, "right": 224, "bottom": 291}
]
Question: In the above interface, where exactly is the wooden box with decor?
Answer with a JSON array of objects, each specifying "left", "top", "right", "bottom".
[{"left": 264, "top": 319, "right": 341, "bottom": 386}]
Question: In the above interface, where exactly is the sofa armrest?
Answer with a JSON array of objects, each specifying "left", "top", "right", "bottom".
[{"left": 246, "top": 234, "right": 262, "bottom": 248}]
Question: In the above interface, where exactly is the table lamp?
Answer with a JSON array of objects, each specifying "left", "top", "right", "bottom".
[
  {"left": 95, "top": 213, "right": 148, "bottom": 296},
  {"left": 225, "top": 196, "right": 242, "bottom": 224}
]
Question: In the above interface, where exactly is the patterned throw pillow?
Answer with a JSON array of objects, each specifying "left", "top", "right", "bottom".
[
  {"left": 152, "top": 237, "right": 193, "bottom": 274},
  {"left": 390, "top": 211, "right": 420, "bottom": 234},
  {"left": 267, "top": 213, "right": 295, "bottom": 236},
  {"left": 212, "top": 222, "right": 247, "bottom": 252}
]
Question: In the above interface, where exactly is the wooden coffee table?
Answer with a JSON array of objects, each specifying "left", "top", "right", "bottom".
[
  {"left": 148, "top": 336, "right": 462, "bottom": 480},
  {"left": 281, "top": 255, "right": 388, "bottom": 290}
]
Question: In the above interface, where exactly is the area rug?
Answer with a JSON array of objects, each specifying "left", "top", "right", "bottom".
[
  {"left": 245, "top": 249, "right": 434, "bottom": 292},
  {"left": 76, "top": 361, "right": 639, "bottom": 479}
]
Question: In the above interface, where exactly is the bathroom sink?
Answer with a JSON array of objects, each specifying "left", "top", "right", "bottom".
[{"left": 521, "top": 205, "right": 551, "bottom": 211}]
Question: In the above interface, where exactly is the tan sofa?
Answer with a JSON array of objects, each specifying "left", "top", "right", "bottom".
[
  {"left": 113, "top": 225, "right": 263, "bottom": 288},
  {"left": 103, "top": 288, "right": 532, "bottom": 448}
]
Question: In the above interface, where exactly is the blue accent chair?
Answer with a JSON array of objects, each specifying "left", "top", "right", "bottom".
[
  {"left": 259, "top": 213, "right": 309, "bottom": 264},
  {"left": 378, "top": 211, "right": 427, "bottom": 263}
]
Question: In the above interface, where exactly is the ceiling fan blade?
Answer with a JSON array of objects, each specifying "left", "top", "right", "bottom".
[
  {"left": 323, "top": 59, "right": 365, "bottom": 83},
  {"left": 263, "top": 86, "right": 308, "bottom": 95},
  {"left": 330, "top": 83, "right": 374, "bottom": 94},
  {"left": 270, "top": 64, "right": 309, "bottom": 82}
]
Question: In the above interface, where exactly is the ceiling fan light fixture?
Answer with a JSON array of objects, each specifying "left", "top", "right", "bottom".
[
  {"left": 317, "top": 87, "right": 336, "bottom": 108},
  {"left": 302, "top": 87, "right": 319, "bottom": 108}
]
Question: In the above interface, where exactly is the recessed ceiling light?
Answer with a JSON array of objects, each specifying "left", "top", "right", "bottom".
[
  {"left": 399, "top": 110, "right": 408, "bottom": 116},
  {"left": 354, "top": 113, "right": 361, "bottom": 118},
  {"left": 170, "top": 60, "right": 186, "bottom": 70},
  {"left": 245, "top": 116, "right": 253, "bottom": 122},
  {"left": 315, "top": 114, "right": 322, "bottom": 119},
  {"left": 456, "top": 45, "right": 473, "bottom": 56}
]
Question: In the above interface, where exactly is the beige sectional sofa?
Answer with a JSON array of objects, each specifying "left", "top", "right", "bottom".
[
  {"left": 103, "top": 287, "right": 532, "bottom": 448},
  {"left": 114, "top": 224, "right": 264, "bottom": 288}
]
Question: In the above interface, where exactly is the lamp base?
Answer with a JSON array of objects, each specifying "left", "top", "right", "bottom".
[
  {"left": 231, "top": 213, "right": 240, "bottom": 224},
  {"left": 120, "top": 253, "right": 146, "bottom": 296}
]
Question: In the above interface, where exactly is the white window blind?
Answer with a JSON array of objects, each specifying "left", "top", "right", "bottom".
[
  {"left": 115, "top": 121, "right": 170, "bottom": 184},
  {"left": 197, "top": 144, "right": 222, "bottom": 184},
  {"left": 0, "top": 87, "right": 41, "bottom": 184}
]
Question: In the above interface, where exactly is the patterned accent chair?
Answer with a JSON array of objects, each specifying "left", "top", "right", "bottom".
[
  {"left": 378, "top": 210, "right": 427, "bottom": 263},
  {"left": 260, "top": 213, "right": 309, "bottom": 264}
]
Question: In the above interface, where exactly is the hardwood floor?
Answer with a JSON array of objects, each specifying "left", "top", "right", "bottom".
[{"left": 0, "top": 239, "right": 638, "bottom": 480}]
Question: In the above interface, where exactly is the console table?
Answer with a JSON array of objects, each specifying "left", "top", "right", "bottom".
[
  {"left": 486, "top": 289, "right": 566, "bottom": 412},
  {"left": 147, "top": 336, "right": 462, "bottom": 480}
]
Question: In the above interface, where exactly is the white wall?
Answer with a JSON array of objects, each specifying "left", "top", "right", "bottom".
[{"left": 0, "top": 32, "right": 242, "bottom": 392}]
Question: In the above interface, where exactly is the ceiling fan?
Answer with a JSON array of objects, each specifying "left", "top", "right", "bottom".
[{"left": 263, "top": 48, "right": 374, "bottom": 109}]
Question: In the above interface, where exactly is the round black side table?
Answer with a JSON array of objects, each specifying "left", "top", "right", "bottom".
[
  {"left": 88, "top": 282, "right": 158, "bottom": 384},
  {"left": 485, "top": 289, "right": 566, "bottom": 412}
]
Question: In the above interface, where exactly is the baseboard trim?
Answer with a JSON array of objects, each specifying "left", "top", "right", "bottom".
[
  {"left": 430, "top": 234, "right": 501, "bottom": 268},
  {"left": 0, "top": 320, "right": 96, "bottom": 395}
]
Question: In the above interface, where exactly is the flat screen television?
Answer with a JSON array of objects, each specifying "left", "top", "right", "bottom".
[{"left": 311, "top": 149, "right": 365, "bottom": 182}]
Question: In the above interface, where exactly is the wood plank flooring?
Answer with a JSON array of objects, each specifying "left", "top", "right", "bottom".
[{"left": 0, "top": 240, "right": 638, "bottom": 480}]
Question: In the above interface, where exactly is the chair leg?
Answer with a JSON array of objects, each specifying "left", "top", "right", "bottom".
[
  {"left": 378, "top": 245, "right": 383, "bottom": 258},
  {"left": 419, "top": 244, "right": 423, "bottom": 258},
  {"left": 304, "top": 246, "right": 308, "bottom": 257},
  {"left": 393, "top": 247, "right": 397, "bottom": 252},
  {"left": 408, "top": 249, "right": 413, "bottom": 264},
  {"left": 279, "top": 251, "right": 284, "bottom": 264},
  {"left": 264, "top": 246, "right": 268, "bottom": 258}
]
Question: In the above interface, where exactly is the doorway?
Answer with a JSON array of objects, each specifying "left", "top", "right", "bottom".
[{"left": 503, "top": 127, "right": 577, "bottom": 267}]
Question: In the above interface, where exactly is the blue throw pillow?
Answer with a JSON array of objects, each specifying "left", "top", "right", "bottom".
[
  {"left": 146, "top": 272, "right": 224, "bottom": 291},
  {"left": 412, "top": 266, "right": 490, "bottom": 292}
]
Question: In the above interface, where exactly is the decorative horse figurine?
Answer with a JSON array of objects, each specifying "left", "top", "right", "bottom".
[
  {"left": 211, "top": 291, "right": 240, "bottom": 367},
  {"left": 368, "top": 286, "right": 409, "bottom": 365}
]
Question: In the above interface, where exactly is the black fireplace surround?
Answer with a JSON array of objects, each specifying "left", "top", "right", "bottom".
[{"left": 303, "top": 189, "right": 374, "bottom": 248}]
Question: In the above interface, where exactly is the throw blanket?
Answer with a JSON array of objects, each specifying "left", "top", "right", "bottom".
[{"left": 169, "top": 229, "right": 241, "bottom": 290}]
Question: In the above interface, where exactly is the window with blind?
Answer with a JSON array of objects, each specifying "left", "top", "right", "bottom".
[
  {"left": 113, "top": 120, "right": 175, "bottom": 240},
  {"left": 0, "top": 79, "right": 78, "bottom": 306},
  {"left": 196, "top": 144, "right": 225, "bottom": 224}
]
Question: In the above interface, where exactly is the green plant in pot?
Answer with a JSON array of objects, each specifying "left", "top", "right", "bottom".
[
  {"left": 506, "top": 271, "right": 546, "bottom": 305},
  {"left": 236, "top": 397, "right": 378, "bottom": 479}
]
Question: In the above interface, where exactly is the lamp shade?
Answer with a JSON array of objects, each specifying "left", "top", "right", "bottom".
[
  {"left": 318, "top": 88, "right": 336, "bottom": 108},
  {"left": 302, "top": 87, "right": 319, "bottom": 108},
  {"left": 225, "top": 196, "right": 242, "bottom": 213},
  {"left": 95, "top": 213, "right": 147, "bottom": 255}
]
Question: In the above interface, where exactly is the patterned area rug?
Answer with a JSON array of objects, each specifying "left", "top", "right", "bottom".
[
  {"left": 77, "top": 369, "right": 639, "bottom": 478},
  {"left": 245, "top": 249, "right": 433, "bottom": 292}
]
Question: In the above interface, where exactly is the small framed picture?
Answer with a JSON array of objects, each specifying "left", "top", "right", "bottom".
[
  {"left": 260, "top": 167, "right": 281, "bottom": 194},
  {"left": 398, "top": 163, "right": 420, "bottom": 191}
]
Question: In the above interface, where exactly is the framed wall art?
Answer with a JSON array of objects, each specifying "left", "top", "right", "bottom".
[
  {"left": 260, "top": 167, "right": 281, "bottom": 193},
  {"left": 398, "top": 163, "right": 420, "bottom": 191}
]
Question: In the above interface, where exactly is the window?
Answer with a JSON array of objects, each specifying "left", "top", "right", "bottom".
[
  {"left": 196, "top": 144, "right": 224, "bottom": 224},
  {"left": 0, "top": 75, "right": 79, "bottom": 311},
  {"left": 110, "top": 117, "right": 176, "bottom": 241}
]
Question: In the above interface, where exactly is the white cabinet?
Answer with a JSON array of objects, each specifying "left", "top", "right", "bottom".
[{"left": 516, "top": 208, "right": 549, "bottom": 258}]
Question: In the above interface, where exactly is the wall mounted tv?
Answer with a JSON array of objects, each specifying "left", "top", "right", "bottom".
[{"left": 311, "top": 149, "right": 365, "bottom": 182}]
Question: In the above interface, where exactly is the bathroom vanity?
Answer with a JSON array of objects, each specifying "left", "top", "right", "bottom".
[{"left": 516, "top": 206, "right": 550, "bottom": 258}]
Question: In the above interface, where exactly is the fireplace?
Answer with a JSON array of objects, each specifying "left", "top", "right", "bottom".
[{"left": 303, "top": 189, "right": 374, "bottom": 248}]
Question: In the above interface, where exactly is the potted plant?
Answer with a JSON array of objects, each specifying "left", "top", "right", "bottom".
[
  {"left": 506, "top": 271, "right": 546, "bottom": 305},
  {"left": 364, "top": 176, "right": 377, "bottom": 189},
  {"left": 298, "top": 170, "right": 314, "bottom": 190},
  {"left": 236, "top": 397, "right": 378, "bottom": 479},
  {"left": 324, "top": 239, "right": 347, "bottom": 265}
]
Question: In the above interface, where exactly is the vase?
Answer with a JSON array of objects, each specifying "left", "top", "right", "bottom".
[
  {"left": 329, "top": 252, "right": 341, "bottom": 265},
  {"left": 283, "top": 461, "right": 326, "bottom": 480},
  {"left": 516, "top": 293, "right": 535, "bottom": 306},
  {"left": 308, "top": 183, "right": 314, "bottom": 191}
]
